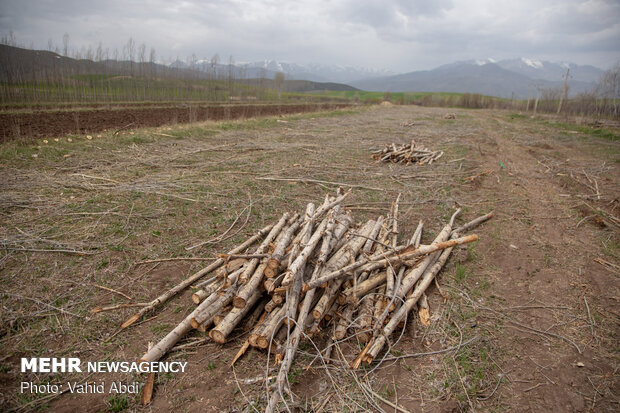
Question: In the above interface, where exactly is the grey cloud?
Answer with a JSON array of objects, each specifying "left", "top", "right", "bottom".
[{"left": 0, "top": 0, "right": 618, "bottom": 72}]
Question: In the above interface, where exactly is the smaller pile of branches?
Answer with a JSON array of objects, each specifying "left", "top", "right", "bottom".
[{"left": 372, "top": 140, "right": 444, "bottom": 165}]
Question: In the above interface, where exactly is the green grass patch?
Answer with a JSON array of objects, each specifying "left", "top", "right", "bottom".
[
  {"left": 106, "top": 394, "right": 130, "bottom": 412},
  {"left": 546, "top": 121, "right": 619, "bottom": 142}
]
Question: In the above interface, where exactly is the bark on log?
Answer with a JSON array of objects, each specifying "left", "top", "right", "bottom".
[
  {"left": 311, "top": 220, "right": 376, "bottom": 322},
  {"left": 385, "top": 194, "right": 401, "bottom": 305},
  {"left": 213, "top": 305, "right": 232, "bottom": 326},
  {"left": 139, "top": 284, "right": 232, "bottom": 362},
  {"left": 281, "top": 203, "right": 317, "bottom": 286},
  {"left": 210, "top": 258, "right": 246, "bottom": 282},
  {"left": 257, "top": 305, "right": 287, "bottom": 349},
  {"left": 190, "top": 286, "right": 237, "bottom": 330},
  {"left": 265, "top": 216, "right": 301, "bottom": 277},
  {"left": 343, "top": 270, "right": 387, "bottom": 303},
  {"left": 412, "top": 220, "right": 423, "bottom": 248},
  {"left": 452, "top": 212, "right": 494, "bottom": 236},
  {"left": 334, "top": 304, "right": 354, "bottom": 340},
  {"left": 192, "top": 266, "right": 243, "bottom": 304},
  {"left": 233, "top": 259, "right": 269, "bottom": 308},
  {"left": 264, "top": 298, "right": 281, "bottom": 313},
  {"left": 356, "top": 294, "right": 375, "bottom": 344},
  {"left": 210, "top": 289, "right": 262, "bottom": 343},
  {"left": 239, "top": 213, "right": 290, "bottom": 284}
]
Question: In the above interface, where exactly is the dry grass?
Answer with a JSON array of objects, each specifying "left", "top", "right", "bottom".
[{"left": 1, "top": 105, "right": 618, "bottom": 412}]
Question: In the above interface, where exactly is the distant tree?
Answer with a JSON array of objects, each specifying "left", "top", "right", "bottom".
[
  {"left": 539, "top": 87, "right": 562, "bottom": 112},
  {"left": 95, "top": 42, "right": 103, "bottom": 61},
  {"left": 259, "top": 67, "right": 267, "bottom": 99},
  {"left": 210, "top": 54, "right": 219, "bottom": 99},
  {"left": 228, "top": 55, "right": 235, "bottom": 98},
  {"left": 62, "top": 33, "right": 69, "bottom": 56},
  {"left": 85, "top": 45, "right": 94, "bottom": 61},
  {"left": 274, "top": 71, "right": 285, "bottom": 99},
  {"left": 149, "top": 47, "right": 156, "bottom": 78},
  {"left": 5, "top": 30, "right": 16, "bottom": 46},
  {"left": 598, "top": 63, "right": 620, "bottom": 117},
  {"left": 138, "top": 43, "right": 146, "bottom": 75}
]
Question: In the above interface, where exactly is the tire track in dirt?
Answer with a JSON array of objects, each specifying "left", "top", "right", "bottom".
[{"left": 467, "top": 112, "right": 618, "bottom": 412}]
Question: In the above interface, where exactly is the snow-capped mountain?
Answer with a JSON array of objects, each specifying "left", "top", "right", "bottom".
[
  {"left": 495, "top": 58, "right": 603, "bottom": 83},
  {"left": 351, "top": 58, "right": 605, "bottom": 98},
  {"left": 243, "top": 60, "right": 395, "bottom": 83},
  {"left": 433, "top": 58, "right": 603, "bottom": 83},
  {"left": 167, "top": 58, "right": 393, "bottom": 83}
]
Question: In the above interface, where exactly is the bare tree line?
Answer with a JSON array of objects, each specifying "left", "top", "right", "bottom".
[
  {"left": 412, "top": 64, "right": 619, "bottom": 119},
  {"left": 0, "top": 33, "right": 279, "bottom": 104}
]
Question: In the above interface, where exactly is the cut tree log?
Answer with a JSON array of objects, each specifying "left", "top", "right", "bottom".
[
  {"left": 139, "top": 284, "right": 235, "bottom": 362},
  {"left": 239, "top": 213, "right": 290, "bottom": 284},
  {"left": 311, "top": 220, "right": 376, "bottom": 323},
  {"left": 213, "top": 305, "right": 232, "bottom": 326},
  {"left": 233, "top": 260, "right": 268, "bottom": 308},
  {"left": 343, "top": 270, "right": 387, "bottom": 303},
  {"left": 334, "top": 304, "right": 354, "bottom": 340},
  {"left": 385, "top": 194, "right": 401, "bottom": 306},
  {"left": 265, "top": 216, "right": 302, "bottom": 278},
  {"left": 281, "top": 203, "right": 317, "bottom": 286},
  {"left": 192, "top": 266, "right": 244, "bottom": 304},
  {"left": 210, "top": 289, "right": 262, "bottom": 343},
  {"left": 256, "top": 305, "right": 287, "bottom": 349},
  {"left": 190, "top": 286, "right": 237, "bottom": 331},
  {"left": 356, "top": 294, "right": 375, "bottom": 344}
]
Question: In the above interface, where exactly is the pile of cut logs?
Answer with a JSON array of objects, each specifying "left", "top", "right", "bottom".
[
  {"left": 372, "top": 140, "right": 444, "bottom": 165},
  {"left": 123, "top": 190, "right": 491, "bottom": 411}
]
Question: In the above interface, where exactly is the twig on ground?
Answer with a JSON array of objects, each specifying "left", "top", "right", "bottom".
[
  {"left": 2, "top": 292, "right": 85, "bottom": 319},
  {"left": 584, "top": 296, "right": 596, "bottom": 338},
  {"left": 134, "top": 257, "right": 217, "bottom": 265},
  {"left": 257, "top": 176, "right": 385, "bottom": 192},
  {"left": 477, "top": 374, "right": 503, "bottom": 401},
  {"left": 113, "top": 122, "right": 135, "bottom": 135},
  {"left": 185, "top": 199, "right": 253, "bottom": 251},
  {"left": 91, "top": 283, "right": 132, "bottom": 300},
  {"left": 1, "top": 246, "right": 94, "bottom": 255},
  {"left": 380, "top": 336, "right": 479, "bottom": 361}
]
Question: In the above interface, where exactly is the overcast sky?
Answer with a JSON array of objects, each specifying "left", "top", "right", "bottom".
[{"left": 1, "top": 0, "right": 619, "bottom": 72}]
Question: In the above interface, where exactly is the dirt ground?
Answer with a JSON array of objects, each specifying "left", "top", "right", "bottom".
[
  {"left": 0, "top": 102, "right": 350, "bottom": 142},
  {"left": 0, "top": 105, "right": 618, "bottom": 412}
]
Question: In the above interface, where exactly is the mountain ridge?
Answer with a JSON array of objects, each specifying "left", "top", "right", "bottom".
[{"left": 350, "top": 59, "right": 604, "bottom": 98}]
